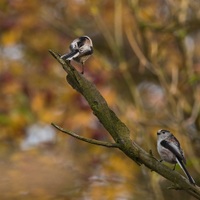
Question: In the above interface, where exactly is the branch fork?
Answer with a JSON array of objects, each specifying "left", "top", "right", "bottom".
[{"left": 49, "top": 50, "right": 200, "bottom": 199}]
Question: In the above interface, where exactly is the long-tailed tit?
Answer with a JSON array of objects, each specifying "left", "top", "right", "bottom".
[
  {"left": 60, "top": 36, "right": 93, "bottom": 74},
  {"left": 157, "top": 129, "right": 195, "bottom": 185}
]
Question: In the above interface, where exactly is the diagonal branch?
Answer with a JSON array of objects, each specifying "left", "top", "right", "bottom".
[
  {"left": 49, "top": 50, "right": 200, "bottom": 199},
  {"left": 51, "top": 123, "right": 120, "bottom": 148}
]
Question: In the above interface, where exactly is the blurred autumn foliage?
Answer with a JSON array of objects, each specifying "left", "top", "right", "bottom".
[{"left": 0, "top": 0, "right": 200, "bottom": 199}]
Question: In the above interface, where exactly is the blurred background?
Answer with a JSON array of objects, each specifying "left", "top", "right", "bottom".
[{"left": 0, "top": 0, "right": 200, "bottom": 199}]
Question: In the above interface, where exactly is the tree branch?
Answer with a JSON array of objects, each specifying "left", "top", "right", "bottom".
[
  {"left": 51, "top": 123, "right": 120, "bottom": 148},
  {"left": 49, "top": 50, "right": 200, "bottom": 199}
]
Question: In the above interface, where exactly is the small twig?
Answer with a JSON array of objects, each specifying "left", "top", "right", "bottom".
[
  {"left": 149, "top": 149, "right": 159, "bottom": 161},
  {"left": 168, "top": 184, "right": 183, "bottom": 190},
  {"left": 51, "top": 123, "right": 120, "bottom": 148}
]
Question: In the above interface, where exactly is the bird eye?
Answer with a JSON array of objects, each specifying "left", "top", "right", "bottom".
[{"left": 161, "top": 130, "right": 165, "bottom": 134}]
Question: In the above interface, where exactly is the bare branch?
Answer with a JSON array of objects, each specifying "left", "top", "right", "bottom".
[
  {"left": 50, "top": 50, "right": 200, "bottom": 199},
  {"left": 51, "top": 123, "right": 120, "bottom": 148}
]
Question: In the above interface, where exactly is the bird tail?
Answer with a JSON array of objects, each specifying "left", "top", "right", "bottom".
[
  {"left": 60, "top": 50, "right": 79, "bottom": 60},
  {"left": 176, "top": 158, "right": 195, "bottom": 185}
]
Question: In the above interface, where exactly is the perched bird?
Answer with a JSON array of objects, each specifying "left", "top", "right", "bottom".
[
  {"left": 157, "top": 129, "right": 195, "bottom": 185},
  {"left": 60, "top": 36, "right": 93, "bottom": 74}
]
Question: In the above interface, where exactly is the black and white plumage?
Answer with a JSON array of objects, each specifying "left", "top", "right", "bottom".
[
  {"left": 157, "top": 129, "right": 195, "bottom": 185},
  {"left": 60, "top": 36, "right": 93, "bottom": 74}
]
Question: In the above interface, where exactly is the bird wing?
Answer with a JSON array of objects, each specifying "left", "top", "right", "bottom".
[
  {"left": 160, "top": 140, "right": 185, "bottom": 162},
  {"left": 161, "top": 140, "right": 195, "bottom": 185},
  {"left": 79, "top": 46, "right": 93, "bottom": 55},
  {"left": 60, "top": 50, "right": 80, "bottom": 60}
]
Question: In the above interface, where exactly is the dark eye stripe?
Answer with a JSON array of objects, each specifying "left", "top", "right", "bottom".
[{"left": 160, "top": 129, "right": 170, "bottom": 134}]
